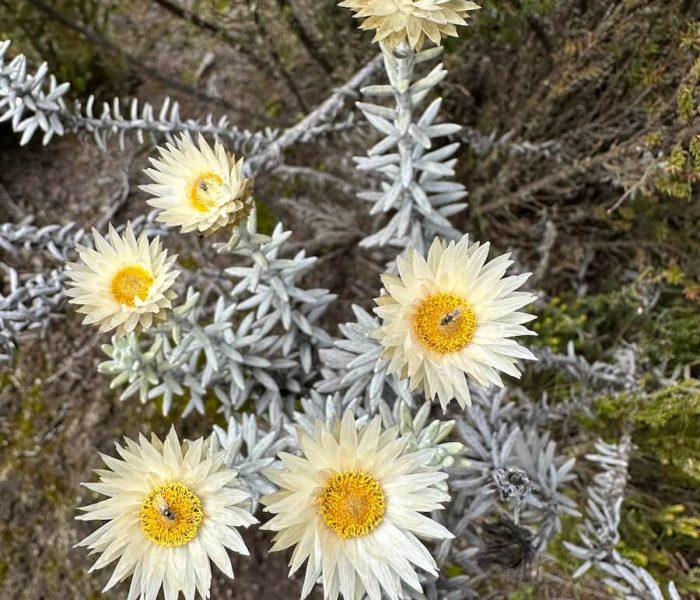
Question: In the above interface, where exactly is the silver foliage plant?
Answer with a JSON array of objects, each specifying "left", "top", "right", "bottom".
[
  {"left": 0, "top": 18, "right": 679, "bottom": 600},
  {"left": 354, "top": 43, "right": 467, "bottom": 252},
  {"left": 0, "top": 212, "right": 164, "bottom": 363},
  {"left": 564, "top": 436, "right": 682, "bottom": 600},
  {"left": 0, "top": 38, "right": 377, "bottom": 366},
  {"left": 0, "top": 40, "right": 69, "bottom": 145},
  {"left": 100, "top": 214, "right": 335, "bottom": 417},
  {"left": 0, "top": 39, "right": 270, "bottom": 153}
]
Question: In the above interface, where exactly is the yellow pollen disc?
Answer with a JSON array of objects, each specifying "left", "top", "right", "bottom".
[
  {"left": 110, "top": 265, "right": 154, "bottom": 307},
  {"left": 187, "top": 172, "right": 224, "bottom": 212},
  {"left": 412, "top": 292, "right": 477, "bottom": 354},
  {"left": 318, "top": 471, "right": 386, "bottom": 539},
  {"left": 140, "top": 482, "right": 203, "bottom": 547}
]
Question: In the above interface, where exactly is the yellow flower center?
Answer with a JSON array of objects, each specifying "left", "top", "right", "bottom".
[
  {"left": 319, "top": 471, "right": 386, "bottom": 539},
  {"left": 412, "top": 292, "right": 477, "bottom": 354},
  {"left": 187, "top": 172, "right": 224, "bottom": 212},
  {"left": 140, "top": 482, "right": 203, "bottom": 547},
  {"left": 111, "top": 265, "right": 154, "bottom": 307}
]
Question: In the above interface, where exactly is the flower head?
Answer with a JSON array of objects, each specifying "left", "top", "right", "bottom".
[
  {"left": 66, "top": 223, "right": 179, "bottom": 336},
  {"left": 339, "top": 0, "right": 480, "bottom": 50},
  {"left": 262, "top": 411, "right": 452, "bottom": 600},
  {"left": 77, "top": 428, "right": 256, "bottom": 600},
  {"left": 142, "top": 133, "right": 253, "bottom": 235},
  {"left": 372, "top": 235, "right": 537, "bottom": 409}
]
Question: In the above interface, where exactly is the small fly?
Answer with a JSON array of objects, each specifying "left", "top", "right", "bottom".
[
  {"left": 153, "top": 494, "right": 176, "bottom": 522},
  {"left": 440, "top": 309, "right": 461, "bottom": 327}
]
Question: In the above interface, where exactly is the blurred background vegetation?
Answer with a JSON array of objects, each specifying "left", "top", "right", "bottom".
[{"left": 0, "top": 0, "right": 698, "bottom": 598}]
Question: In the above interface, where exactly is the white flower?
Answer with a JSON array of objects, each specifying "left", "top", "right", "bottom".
[
  {"left": 141, "top": 133, "right": 253, "bottom": 235},
  {"left": 338, "top": 0, "right": 480, "bottom": 50},
  {"left": 76, "top": 428, "right": 256, "bottom": 600},
  {"left": 262, "top": 411, "right": 452, "bottom": 600},
  {"left": 65, "top": 223, "right": 179, "bottom": 336},
  {"left": 372, "top": 235, "right": 537, "bottom": 409}
]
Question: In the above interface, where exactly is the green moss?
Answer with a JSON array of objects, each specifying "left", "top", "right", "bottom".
[
  {"left": 630, "top": 383, "right": 700, "bottom": 467},
  {"left": 265, "top": 99, "right": 282, "bottom": 119},
  {"left": 532, "top": 263, "right": 700, "bottom": 378},
  {"left": 588, "top": 381, "right": 700, "bottom": 468},
  {"left": 690, "top": 135, "right": 700, "bottom": 170},
  {"left": 256, "top": 201, "right": 279, "bottom": 236},
  {"left": 531, "top": 295, "right": 590, "bottom": 353},
  {"left": 5, "top": 380, "right": 48, "bottom": 443},
  {"left": 521, "top": 282, "right": 692, "bottom": 405},
  {"left": 442, "top": 563, "right": 463, "bottom": 578},
  {"left": 626, "top": 40, "right": 667, "bottom": 89},
  {"left": 579, "top": 382, "right": 700, "bottom": 594},
  {"left": 655, "top": 145, "right": 694, "bottom": 199},
  {"left": 618, "top": 496, "right": 700, "bottom": 595},
  {"left": 641, "top": 308, "right": 700, "bottom": 365},
  {"left": 531, "top": 286, "right": 643, "bottom": 361},
  {"left": 545, "top": 513, "right": 587, "bottom": 574},
  {"left": 153, "top": 387, "right": 227, "bottom": 428},
  {"left": 678, "top": 84, "right": 698, "bottom": 124},
  {"left": 177, "top": 254, "right": 200, "bottom": 271},
  {"left": 507, "top": 583, "right": 537, "bottom": 600}
]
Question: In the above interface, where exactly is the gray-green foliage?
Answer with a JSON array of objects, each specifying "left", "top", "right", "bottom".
[{"left": 0, "top": 20, "right": 686, "bottom": 598}]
